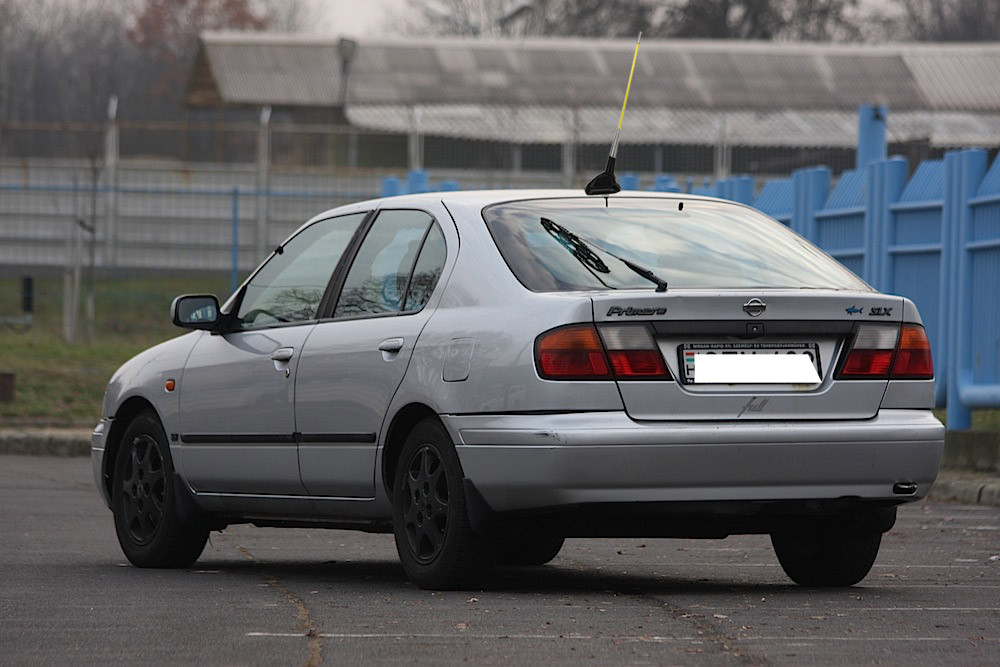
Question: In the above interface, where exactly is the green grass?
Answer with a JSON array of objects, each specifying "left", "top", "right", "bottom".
[
  {"left": 0, "top": 330, "right": 165, "bottom": 425},
  {"left": 0, "top": 272, "right": 230, "bottom": 425}
]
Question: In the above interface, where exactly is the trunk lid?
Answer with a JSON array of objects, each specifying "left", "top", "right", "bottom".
[{"left": 592, "top": 290, "right": 903, "bottom": 421}]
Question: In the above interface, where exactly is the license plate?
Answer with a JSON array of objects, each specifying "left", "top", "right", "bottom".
[{"left": 680, "top": 343, "right": 822, "bottom": 385}]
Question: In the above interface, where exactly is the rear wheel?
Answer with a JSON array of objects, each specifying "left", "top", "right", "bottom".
[
  {"left": 112, "top": 411, "right": 208, "bottom": 568},
  {"left": 771, "top": 524, "right": 882, "bottom": 587},
  {"left": 495, "top": 531, "right": 565, "bottom": 566},
  {"left": 392, "top": 417, "right": 490, "bottom": 589}
]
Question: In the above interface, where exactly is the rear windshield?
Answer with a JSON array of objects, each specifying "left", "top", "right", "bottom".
[{"left": 483, "top": 197, "right": 870, "bottom": 292}]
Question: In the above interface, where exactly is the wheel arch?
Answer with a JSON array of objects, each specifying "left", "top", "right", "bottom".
[
  {"left": 381, "top": 402, "right": 440, "bottom": 499},
  {"left": 103, "top": 396, "right": 160, "bottom": 499}
]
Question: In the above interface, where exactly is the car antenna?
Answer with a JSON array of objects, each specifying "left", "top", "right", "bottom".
[{"left": 585, "top": 31, "right": 641, "bottom": 196}]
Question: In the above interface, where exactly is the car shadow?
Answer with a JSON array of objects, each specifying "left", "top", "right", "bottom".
[{"left": 182, "top": 557, "right": 897, "bottom": 597}]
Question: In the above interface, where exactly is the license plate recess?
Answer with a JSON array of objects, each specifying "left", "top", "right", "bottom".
[{"left": 680, "top": 342, "right": 822, "bottom": 385}]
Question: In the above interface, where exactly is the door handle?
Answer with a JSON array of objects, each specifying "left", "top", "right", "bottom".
[
  {"left": 270, "top": 347, "right": 294, "bottom": 363},
  {"left": 378, "top": 338, "right": 405, "bottom": 353}
]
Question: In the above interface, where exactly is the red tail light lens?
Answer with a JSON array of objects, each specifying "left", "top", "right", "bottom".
[
  {"left": 536, "top": 324, "right": 610, "bottom": 379},
  {"left": 839, "top": 324, "right": 898, "bottom": 379},
  {"left": 891, "top": 324, "right": 933, "bottom": 379},
  {"left": 842, "top": 349, "right": 895, "bottom": 377},
  {"left": 599, "top": 325, "right": 671, "bottom": 378},
  {"left": 838, "top": 323, "right": 934, "bottom": 380},
  {"left": 535, "top": 323, "right": 672, "bottom": 380}
]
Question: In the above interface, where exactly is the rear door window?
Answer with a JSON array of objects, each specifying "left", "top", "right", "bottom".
[{"left": 334, "top": 210, "right": 446, "bottom": 318}]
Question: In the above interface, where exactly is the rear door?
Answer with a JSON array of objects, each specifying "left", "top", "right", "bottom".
[
  {"left": 591, "top": 290, "right": 903, "bottom": 420},
  {"left": 295, "top": 208, "right": 450, "bottom": 497}
]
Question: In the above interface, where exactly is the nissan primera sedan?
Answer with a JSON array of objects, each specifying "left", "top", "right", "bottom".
[{"left": 93, "top": 190, "right": 944, "bottom": 589}]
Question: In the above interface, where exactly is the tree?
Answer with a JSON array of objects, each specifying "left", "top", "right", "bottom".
[
  {"left": 407, "top": 0, "right": 863, "bottom": 41},
  {"left": 896, "top": 0, "right": 1000, "bottom": 41},
  {"left": 128, "top": 0, "right": 269, "bottom": 105}
]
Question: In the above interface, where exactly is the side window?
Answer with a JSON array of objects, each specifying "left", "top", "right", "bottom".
[
  {"left": 237, "top": 213, "right": 366, "bottom": 329},
  {"left": 402, "top": 223, "right": 446, "bottom": 312},
  {"left": 334, "top": 210, "right": 445, "bottom": 318}
]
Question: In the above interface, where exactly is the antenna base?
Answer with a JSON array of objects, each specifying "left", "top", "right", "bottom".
[{"left": 585, "top": 156, "right": 621, "bottom": 196}]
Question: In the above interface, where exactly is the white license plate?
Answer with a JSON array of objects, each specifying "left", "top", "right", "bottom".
[{"left": 681, "top": 343, "right": 822, "bottom": 384}]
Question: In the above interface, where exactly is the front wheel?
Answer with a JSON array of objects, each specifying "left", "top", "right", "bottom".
[
  {"left": 771, "top": 524, "right": 882, "bottom": 587},
  {"left": 112, "top": 411, "right": 208, "bottom": 568},
  {"left": 391, "top": 418, "right": 490, "bottom": 589}
]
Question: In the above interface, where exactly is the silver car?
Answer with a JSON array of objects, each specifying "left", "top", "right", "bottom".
[{"left": 93, "top": 190, "right": 944, "bottom": 590}]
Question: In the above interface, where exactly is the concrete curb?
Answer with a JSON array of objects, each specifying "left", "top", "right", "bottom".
[
  {"left": 942, "top": 430, "right": 1000, "bottom": 474},
  {"left": 2, "top": 429, "right": 999, "bottom": 507},
  {"left": 927, "top": 471, "right": 1000, "bottom": 507},
  {"left": 0, "top": 429, "right": 91, "bottom": 457}
]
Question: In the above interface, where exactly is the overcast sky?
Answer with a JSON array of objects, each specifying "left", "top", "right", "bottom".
[{"left": 304, "top": 0, "right": 411, "bottom": 37}]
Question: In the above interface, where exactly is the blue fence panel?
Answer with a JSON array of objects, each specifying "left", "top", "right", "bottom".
[
  {"left": 649, "top": 174, "right": 681, "bottom": 193},
  {"left": 813, "top": 169, "right": 865, "bottom": 276},
  {"left": 716, "top": 177, "right": 755, "bottom": 205},
  {"left": 753, "top": 178, "right": 792, "bottom": 225},
  {"left": 959, "top": 153, "right": 1000, "bottom": 409},
  {"left": 883, "top": 160, "right": 947, "bottom": 404}
]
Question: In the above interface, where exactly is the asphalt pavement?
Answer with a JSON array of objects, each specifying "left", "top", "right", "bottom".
[{"left": 1, "top": 454, "right": 998, "bottom": 665}]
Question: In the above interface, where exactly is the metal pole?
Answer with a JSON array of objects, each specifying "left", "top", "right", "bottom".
[
  {"left": 231, "top": 187, "right": 240, "bottom": 295},
  {"left": 104, "top": 95, "right": 119, "bottom": 329},
  {"left": 255, "top": 105, "right": 271, "bottom": 263}
]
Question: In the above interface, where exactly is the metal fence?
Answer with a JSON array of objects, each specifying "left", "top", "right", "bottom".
[{"left": 753, "top": 148, "right": 1000, "bottom": 428}]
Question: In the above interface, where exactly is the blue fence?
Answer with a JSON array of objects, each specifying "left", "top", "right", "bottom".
[{"left": 753, "top": 148, "right": 1000, "bottom": 428}]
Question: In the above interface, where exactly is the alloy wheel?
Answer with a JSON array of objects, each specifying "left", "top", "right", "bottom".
[{"left": 402, "top": 444, "right": 450, "bottom": 563}]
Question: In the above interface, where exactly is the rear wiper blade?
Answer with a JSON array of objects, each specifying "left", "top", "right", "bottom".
[{"left": 541, "top": 217, "right": 668, "bottom": 292}]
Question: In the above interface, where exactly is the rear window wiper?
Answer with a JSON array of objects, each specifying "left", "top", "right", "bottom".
[{"left": 541, "top": 217, "right": 668, "bottom": 292}]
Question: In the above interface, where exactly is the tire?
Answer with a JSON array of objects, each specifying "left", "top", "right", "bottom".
[
  {"left": 391, "top": 417, "right": 490, "bottom": 590},
  {"left": 771, "top": 524, "right": 882, "bottom": 587},
  {"left": 112, "top": 411, "right": 209, "bottom": 568},
  {"left": 496, "top": 531, "right": 565, "bottom": 566}
]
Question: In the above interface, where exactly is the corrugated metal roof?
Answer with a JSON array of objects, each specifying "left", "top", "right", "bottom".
[
  {"left": 189, "top": 33, "right": 1000, "bottom": 147},
  {"left": 343, "top": 104, "right": 1000, "bottom": 147}
]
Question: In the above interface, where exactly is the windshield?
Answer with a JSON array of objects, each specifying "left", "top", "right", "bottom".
[{"left": 484, "top": 197, "right": 870, "bottom": 292}]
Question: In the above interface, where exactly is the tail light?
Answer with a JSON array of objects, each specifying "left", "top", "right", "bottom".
[
  {"left": 536, "top": 324, "right": 611, "bottom": 379},
  {"left": 599, "top": 325, "right": 671, "bottom": 378},
  {"left": 838, "top": 323, "right": 933, "bottom": 380},
  {"left": 891, "top": 324, "right": 933, "bottom": 378},
  {"left": 536, "top": 324, "right": 671, "bottom": 380}
]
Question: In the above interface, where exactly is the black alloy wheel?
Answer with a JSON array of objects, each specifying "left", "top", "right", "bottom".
[
  {"left": 401, "top": 444, "right": 450, "bottom": 563},
  {"left": 392, "top": 417, "right": 490, "bottom": 589},
  {"left": 112, "top": 411, "right": 209, "bottom": 568},
  {"left": 118, "top": 433, "right": 166, "bottom": 545}
]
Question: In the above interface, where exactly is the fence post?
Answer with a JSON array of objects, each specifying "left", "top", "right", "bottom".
[
  {"left": 865, "top": 157, "right": 908, "bottom": 291},
  {"left": 104, "top": 95, "right": 119, "bottom": 329},
  {"left": 231, "top": 188, "right": 240, "bottom": 296},
  {"left": 856, "top": 104, "right": 887, "bottom": 170},
  {"left": 944, "top": 149, "right": 988, "bottom": 430},
  {"left": 255, "top": 106, "right": 271, "bottom": 264},
  {"left": 791, "top": 166, "right": 830, "bottom": 242}
]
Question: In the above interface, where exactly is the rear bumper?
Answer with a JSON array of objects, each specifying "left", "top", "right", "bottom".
[{"left": 445, "top": 409, "right": 944, "bottom": 513}]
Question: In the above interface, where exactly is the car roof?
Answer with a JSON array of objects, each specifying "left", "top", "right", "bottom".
[{"left": 308, "top": 189, "right": 735, "bottom": 227}]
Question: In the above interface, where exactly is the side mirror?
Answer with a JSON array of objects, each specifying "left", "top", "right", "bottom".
[{"left": 170, "top": 294, "right": 220, "bottom": 330}]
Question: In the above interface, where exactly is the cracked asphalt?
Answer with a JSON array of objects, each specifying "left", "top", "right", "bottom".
[{"left": 1, "top": 454, "right": 998, "bottom": 665}]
